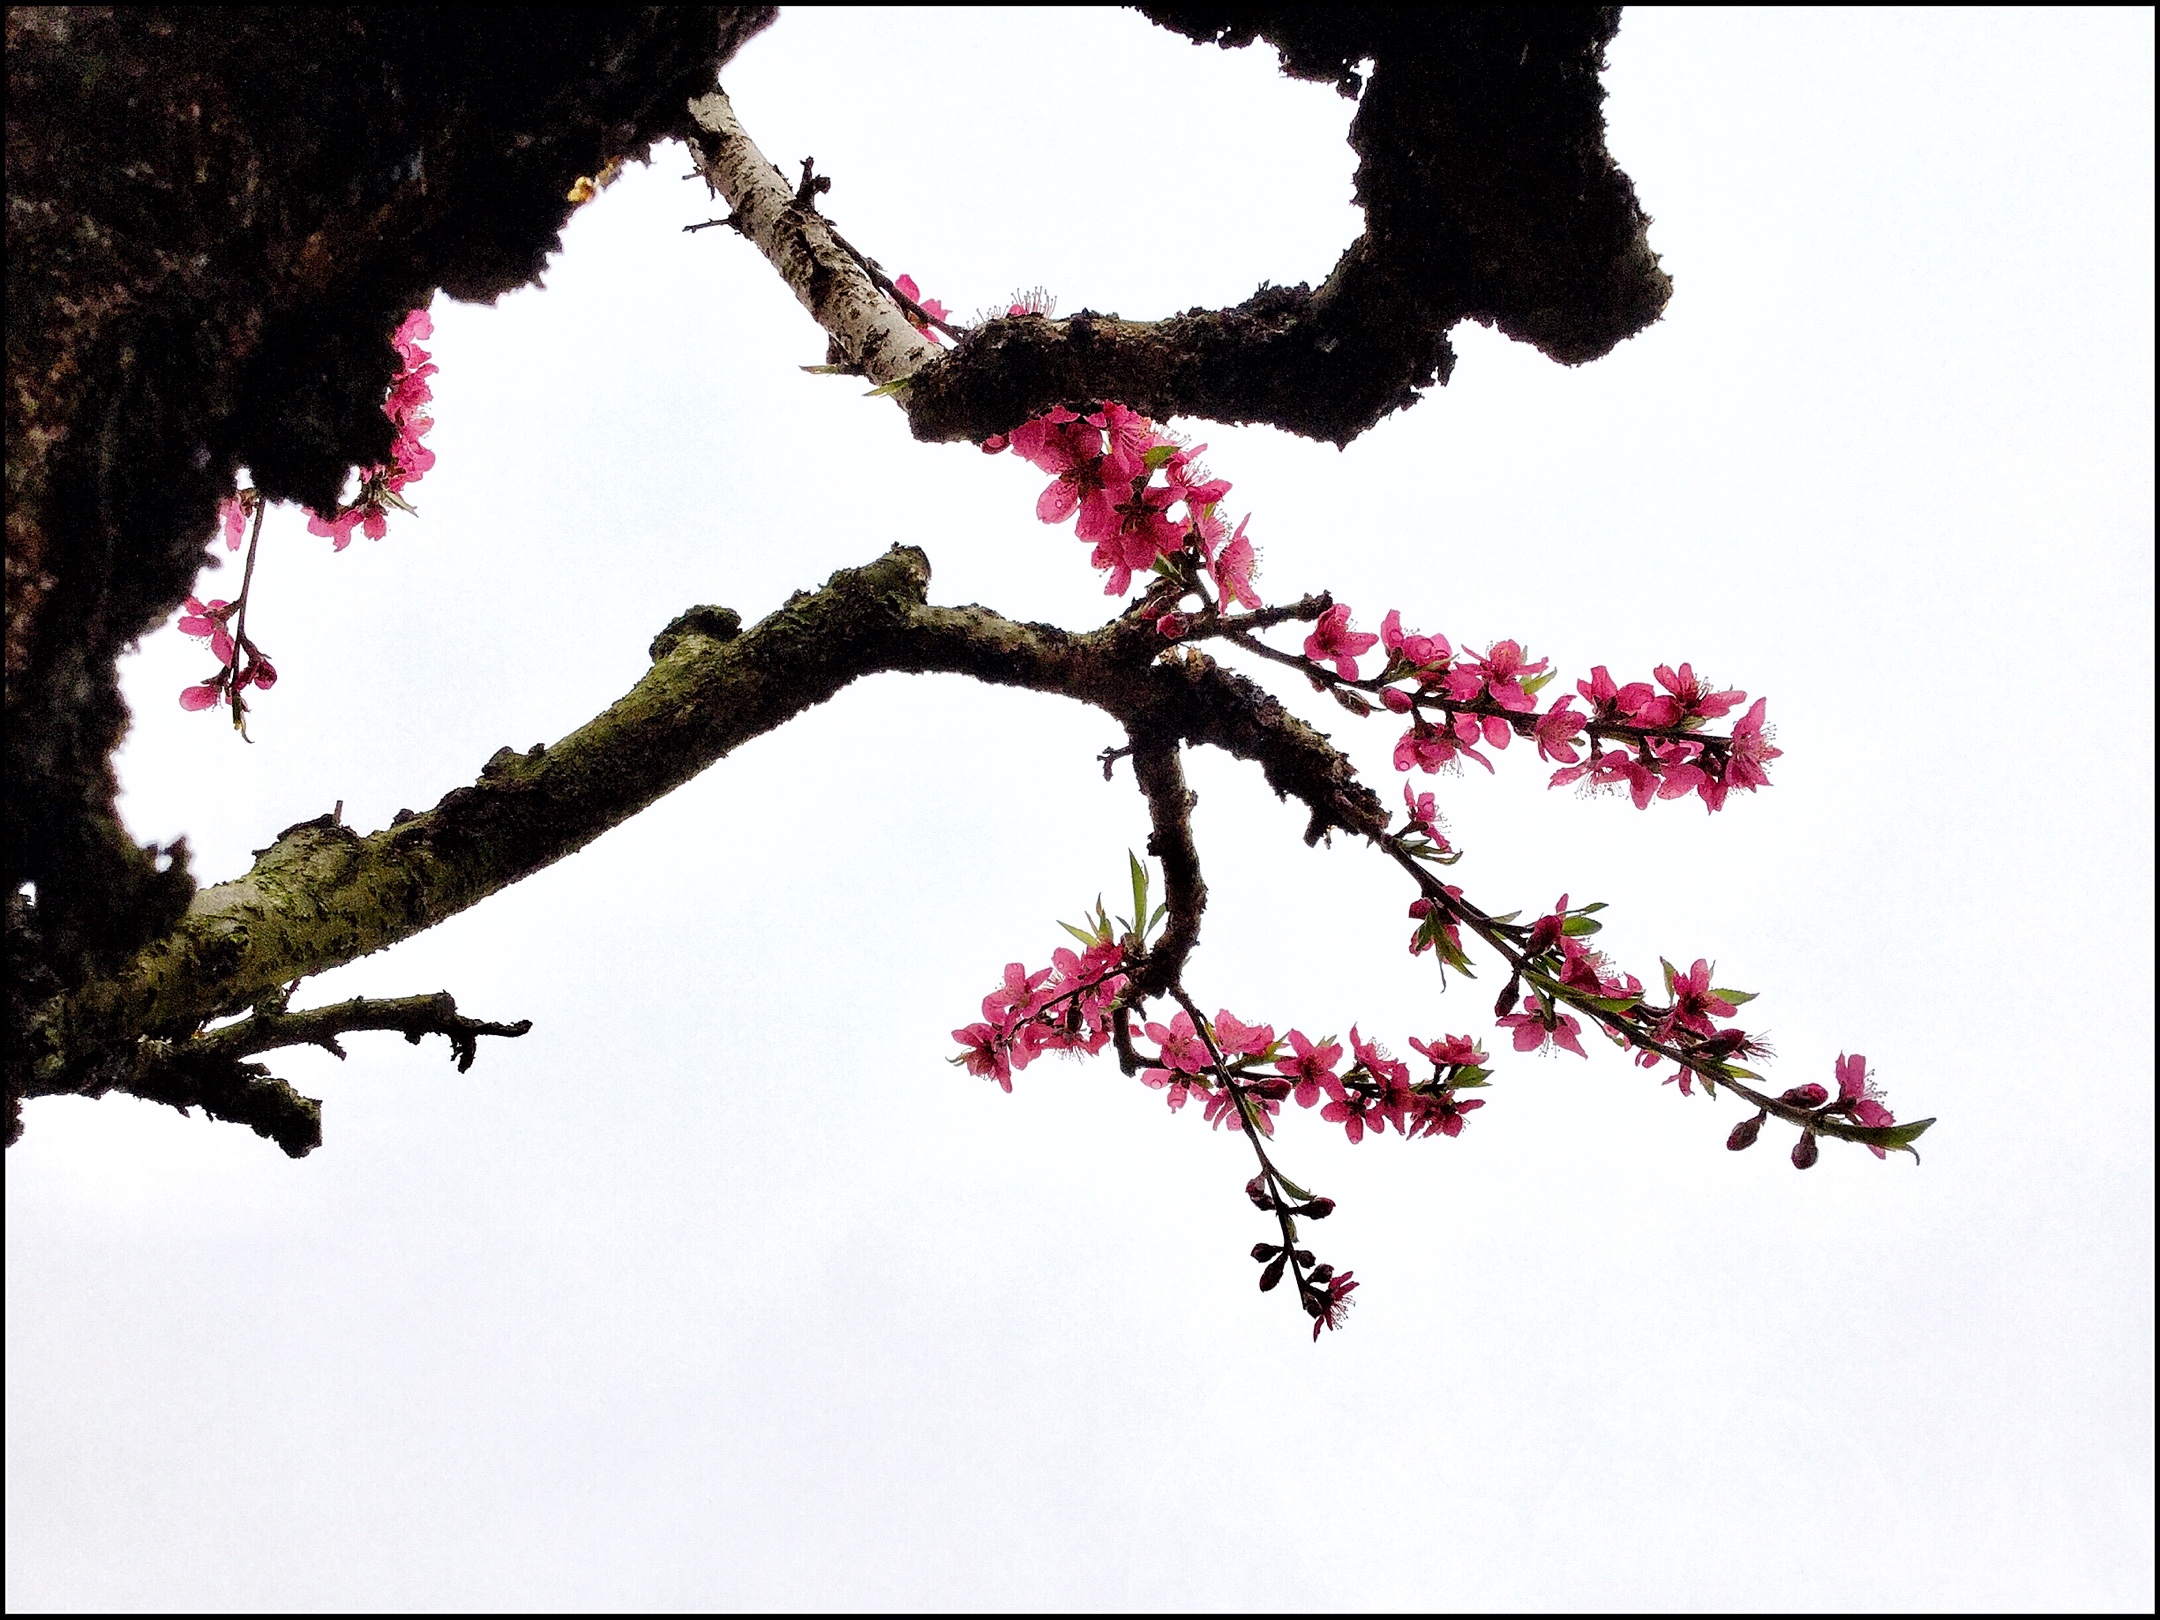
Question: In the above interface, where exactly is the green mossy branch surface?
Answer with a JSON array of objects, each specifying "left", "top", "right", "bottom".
[{"left": 33, "top": 547, "right": 1383, "bottom": 1130}]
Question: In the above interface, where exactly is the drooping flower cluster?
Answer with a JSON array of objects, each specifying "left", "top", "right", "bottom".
[
  {"left": 982, "top": 403, "right": 1252, "bottom": 604},
  {"left": 950, "top": 929, "right": 1129, "bottom": 1092},
  {"left": 183, "top": 308, "right": 439, "bottom": 720},
  {"left": 176, "top": 594, "right": 275, "bottom": 716},
  {"left": 305, "top": 308, "right": 439, "bottom": 549}
]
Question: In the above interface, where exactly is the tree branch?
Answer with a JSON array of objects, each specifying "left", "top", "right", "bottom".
[
  {"left": 31, "top": 549, "right": 1386, "bottom": 1112},
  {"left": 681, "top": 90, "right": 942, "bottom": 386},
  {"left": 1126, "top": 732, "right": 1205, "bottom": 999}
]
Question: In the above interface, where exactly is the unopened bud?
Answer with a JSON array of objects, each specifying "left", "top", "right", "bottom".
[
  {"left": 1495, "top": 972, "right": 1522, "bottom": 1019},
  {"left": 1292, "top": 1197, "right": 1336, "bottom": 1220},
  {"left": 1244, "top": 1174, "right": 1274, "bottom": 1210},
  {"left": 1791, "top": 1130, "right": 1820, "bottom": 1170},
  {"left": 1779, "top": 1083, "right": 1829, "bottom": 1108},
  {"left": 1250, "top": 1242, "right": 1281, "bottom": 1262},
  {"left": 1308, "top": 1262, "right": 1335, "bottom": 1285},
  {"left": 1157, "top": 612, "right": 1190, "bottom": 639},
  {"left": 1258, "top": 1253, "right": 1288, "bottom": 1292},
  {"left": 1727, "top": 1111, "right": 1765, "bottom": 1151}
]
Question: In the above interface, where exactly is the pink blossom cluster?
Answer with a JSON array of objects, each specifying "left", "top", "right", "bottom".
[
  {"left": 1129, "top": 1010, "right": 1492, "bottom": 1148},
  {"left": 1299, "top": 602, "right": 1781, "bottom": 813},
  {"left": 950, "top": 939, "right": 1129, "bottom": 1091},
  {"left": 176, "top": 594, "right": 275, "bottom": 713},
  {"left": 981, "top": 402, "right": 1256, "bottom": 605},
  {"left": 305, "top": 308, "right": 439, "bottom": 549}
]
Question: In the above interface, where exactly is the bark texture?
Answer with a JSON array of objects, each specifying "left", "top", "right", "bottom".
[
  {"left": 899, "top": 6, "right": 1668, "bottom": 445},
  {"left": 5, "top": 6, "right": 774, "bottom": 1002},
  {"left": 26, "top": 547, "right": 1379, "bottom": 1150}
]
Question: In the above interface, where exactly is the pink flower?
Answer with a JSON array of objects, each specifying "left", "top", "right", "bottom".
[
  {"left": 1836, "top": 1051, "right": 1896, "bottom": 1157},
  {"left": 1558, "top": 935, "right": 1637, "bottom": 1000},
  {"left": 1498, "top": 994, "right": 1588, "bottom": 1058},
  {"left": 1213, "top": 1009, "right": 1275, "bottom": 1057},
  {"left": 1088, "top": 403, "right": 1157, "bottom": 470},
  {"left": 1210, "top": 516, "right": 1261, "bottom": 610},
  {"left": 1320, "top": 1087, "right": 1378, "bottom": 1144},
  {"left": 893, "top": 274, "right": 950, "bottom": 343},
  {"left": 1303, "top": 604, "right": 1378, "bottom": 679},
  {"left": 1142, "top": 1011, "right": 1210, "bottom": 1083},
  {"left": 1660, "top": 958, "right": 1738, "bottom": 1039},
  {"left": 393, "top": 307, "right": 434, "bottom": 359},
  {"left": 1722, "top": 698, "right": 1782, "bottom": 794},
  {"left": 982, "top": 961, "right": 1053, "bottom": 1028},
  {"left": 1409, "top": 1034, "right": 1483, "bottom": 1070},
  {"left": 178, "top": 682, "right": 223, "bottom": 711},
  {"left": 1533, "top": 698, "right": 1587, "bottom": 764},
  {"left": 1380, "top": 610, "right": 1451, "bottom": 670},
  {"left": 1164, "top": 445, "right": 1230, "bottom": 513},
  {"left": 1576, "top": 665, "right": 1660, "bottom": 724},
  {"left": 307, "top": 507, "right": 364, "bottom": 551},
  {"left": 953, "top": 1022, "right": 1013, "bottom": 1091},
  {"left": 1310, "top": 1269, "right": 1358, "bottom": 1339},
  {"left": 1526, "top": 894, "right": 1570, "bottom": 958},
  {"left": 1106, "top": 481, "right": 1184, "bottom": 573},
  {"left": 1275, "top": 1030, "right": 1345, "bottom": 1109},
  {"left": 1412, "top": 1089, "right": 1485, "bottom": 1139},
  {"left": 1466, "top": 640, "right": 1549, "bottom": 713},
  {"left": 1394, "top": 718, "right": 1493, "bottom": 776},
  {"left": 1401, "top": 784, "right": 1449, "bottom": 848},
  {"left": 177, "top": 596, "right": 237, "bottom": 665},
  {"left": 218, "top": 496, "right": 249, "bottom": 551},
  {"left": 1025, "top": 421, "right": 1129, "bottom": 541},
  {"left": 1649, "top": 662, "right": 1745, "bottom": 725},
  {"left": 1203, "top": 1084, "right": 1278, "bottom": 1136}
]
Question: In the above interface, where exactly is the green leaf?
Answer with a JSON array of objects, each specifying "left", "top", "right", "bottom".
[
  {"left": 1712, "top": 988, "right": 1758, "bottom": 1006},
  {"left": 1058, "top": 920, "right": 1098, "bottom": 947},
  {"left": 1489, "top": 910, "right": 1522, "bottom": 926},
  {"left": 1128, "top": 852, "right": 1148, "bottom": 938},
  {"left": 1149, "top": 900, "right": 1168, "bottom": 930},
  {"left": 1561, "top": 916, "right": 1603, "bottom": 936},
  {"left": 1660, "top": 957, "right": 1678, "bottom": 994},
  {"left": 1520, "top": 668, "right": 1559, "bottom": 698},
  {"left": 1576, "top": 901, "right": 1608, "bottom": 915},
  {"left": 799, "top": 363, "right": 853, "bottom": 374},
  {"left": 862, "top": 377, "right": 912, "bottom": 398},
  {"left": 1725, "top": 1065, "right": 1763, "bottom": 1080},
  {"left": 1844, "top": 1117, "right": 1936, "bottom": 1155},
  {"left": 1142, "top": 444, "right": 1179, "bottom": 470},
  {"left": 1273, "top": 1172, "right": 1314, "bottom": 1202},
  {"left": 1452, "top": 1068, "right": 1491, "bottom": 1089}
]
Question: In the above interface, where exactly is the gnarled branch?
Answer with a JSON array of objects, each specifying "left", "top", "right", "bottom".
[{"left": 30, "top": 549, "right": 1384, "bottom": 1127}]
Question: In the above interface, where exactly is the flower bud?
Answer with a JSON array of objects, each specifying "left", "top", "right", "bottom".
[
  {"left": 1727, "top": 1111, "right": 1765, "bottom": 1151},
  {"left": 1779, "top": 1083, "right": 1829, "bottom": 1108},
  {"left": 1291, "top": 1197, "right": 1336, "bottom": 1220},
  {"left": 1381, "top": 687, "right": 1413, "bottom": 713},
  {"left": 979, "top": 434, "right": 1010, "bottom": 454},
  {"left": 1258, "top": 1253, "right": 1288, "bottom": 1292},
  {"left": 1244, "top": 1173, "right": 1274, "bottom": 1210},
  {"left": 1250, "top": 1242, "right": 1281, "bottom": 1262},
  {"left": 1791, "top": 1130, "right": 1820, "bottom": 1170},
  {"left": 1157, "top": 612, "right": 1190, "bottom": 639},
  {"left": 1494, "top": 973, "right": 1522, "bottom": 1019}
]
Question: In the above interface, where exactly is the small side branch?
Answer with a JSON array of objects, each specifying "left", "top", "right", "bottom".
[
  {"left": 1127, "top": 732, "right": 1205, "bottom": 999},
  {"left": 196, "top": 991, "right": 533, "bottom": 1070},
  {"left": 682, "top": 90, "right": 941, "bottom": 386}
]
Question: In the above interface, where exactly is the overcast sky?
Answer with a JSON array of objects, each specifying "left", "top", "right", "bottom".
[{"left": 8, "top": 8, "right": 2153, "bottom": 1610}]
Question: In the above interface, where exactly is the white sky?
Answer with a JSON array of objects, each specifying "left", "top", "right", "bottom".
[{"left": 8, "top": 7, "right": 2153, "bottom": 1610}]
